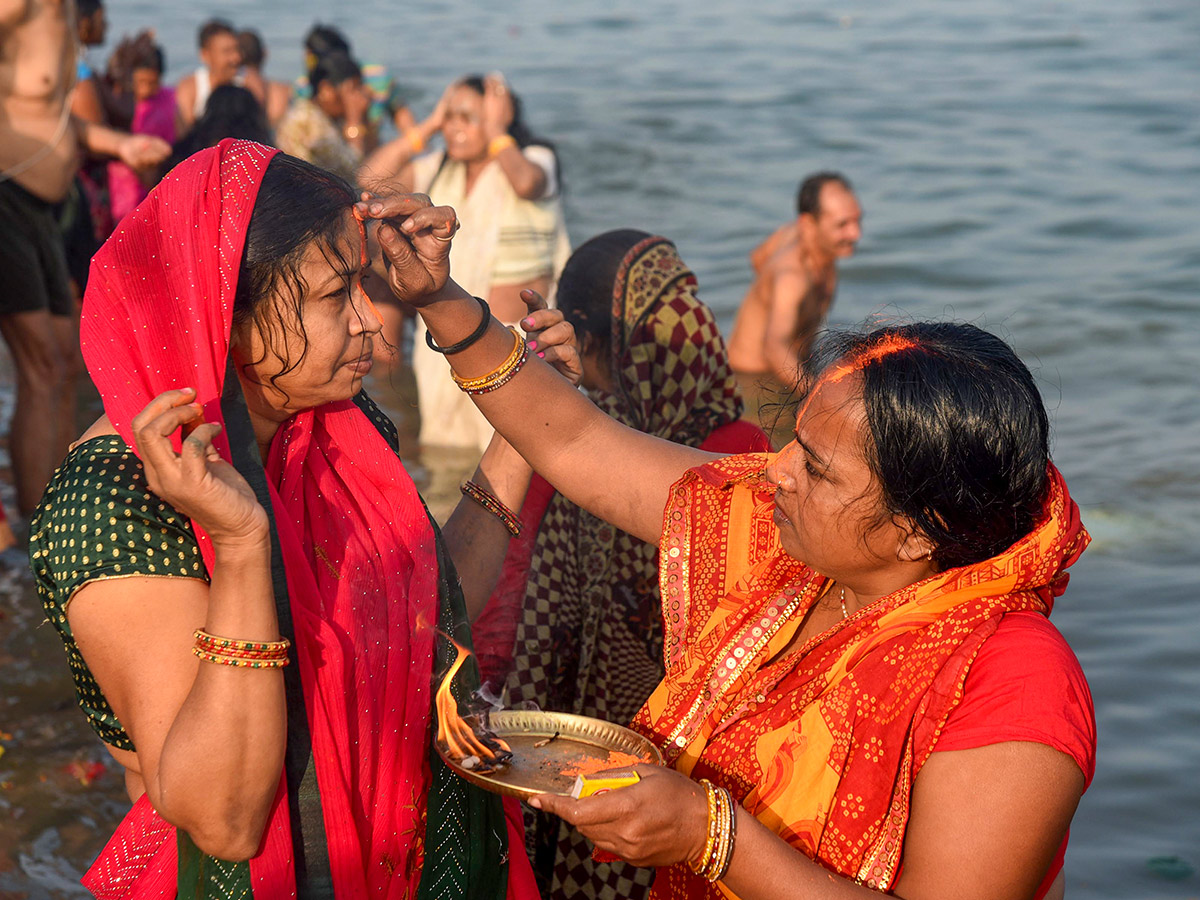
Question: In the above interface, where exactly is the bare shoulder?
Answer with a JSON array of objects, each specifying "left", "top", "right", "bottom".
[
  {"left": 72, "top": 414, "right": 117, "bottom": 449},
  {"left": 0, "top": 0, "right": 29, "bottom": 31},
  {"left": 748, "top": 221, "right": 794, "bottom": 269}
]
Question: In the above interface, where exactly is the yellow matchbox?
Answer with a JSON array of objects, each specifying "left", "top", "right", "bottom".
[{"left": 569, "top": 770, "right": 641, "bottom": 799}]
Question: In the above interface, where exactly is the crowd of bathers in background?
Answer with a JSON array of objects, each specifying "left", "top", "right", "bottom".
[{"left": 1, "top": 1, "right": 863, "bottom": 551}]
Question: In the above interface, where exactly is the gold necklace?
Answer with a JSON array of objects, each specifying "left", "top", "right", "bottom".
[{"left": 840, "top": 585, "right": 848, "bottom": 619}]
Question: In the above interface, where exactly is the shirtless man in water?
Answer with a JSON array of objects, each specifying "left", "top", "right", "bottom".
[
  {"left": 1, "top": 0, "right": 168, "bottom": 521},
  {"left": 726, "top": 172, "right": 861, "bottom": 446}
]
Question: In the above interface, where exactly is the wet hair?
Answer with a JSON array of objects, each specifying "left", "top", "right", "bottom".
[
  {"left": 797, "top": 172, "right": 853, "bottom": 217},
  {"left": 805, "top": 323, "right": 1050, "bottom": 571},
  {"left": 198, "top": 18, "right": 236, "bottom": 49},
  {"left": 233, "top": 154, "right": 358, "bottom": 388},
  {"left": 304, "top": 23, "right": 351, "bottom": 59},
  {"left": 237, "top": 30, "right": 265, "bottom": 68},
  {"left": 557, "top": 228, "right": 652, "bottom": 358},
  {"left": 166, "top": 85, "right": 270, "bottom": 170},
  {"left": 77, "top": 0, "right": 103, "bottom": 20},
  {"left": 132, "top": 44, "right": 165, "bottom": 74},
  {"left": 310, "top": 52, "right": 361, "bottom": 94},
  {"left": 455, "top": 75, "right": 557, "bottom": 159},
  {"left": 106, "top": 30, "right": 163, "bottom": 89}
]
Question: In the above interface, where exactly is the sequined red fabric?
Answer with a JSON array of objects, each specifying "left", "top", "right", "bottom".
[{"left": 79, "top": 139, "right": 438, "bottom": 898}]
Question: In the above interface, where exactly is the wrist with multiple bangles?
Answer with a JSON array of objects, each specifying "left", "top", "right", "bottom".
[
  {"left": 192, "top": 628, "right": 291, "bottom": 669},
  {"left": 691, "top": 779, "right": 738, "bottom": 883},
  {"left": 425, "top": 295, "right": 533, "bottom": 396},
  {"left": 427, "top": 295, "right": 532, "bottom": 535},
  {"left": 460, "top": 480, "right": 522, "bottom": 535}
]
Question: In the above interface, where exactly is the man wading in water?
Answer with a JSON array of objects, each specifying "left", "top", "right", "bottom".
[{"left": 727, "top": 172, "right": 861, "bottom": 447}]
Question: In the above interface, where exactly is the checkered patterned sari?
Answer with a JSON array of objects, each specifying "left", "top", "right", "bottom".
[{"left": 505, "top": 236, "right": 744, "bottom": 899}]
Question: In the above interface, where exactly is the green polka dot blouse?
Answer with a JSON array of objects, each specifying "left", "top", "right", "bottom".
[
  {"left": 27, "top": 393, "right": 400, "bottom": 753},
  {"left": 29, "top": 434, "right": 208, "bottom": 751}
]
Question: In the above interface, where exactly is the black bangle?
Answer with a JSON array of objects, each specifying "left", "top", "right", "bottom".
[{"left": 425, "top": 296, "right": 492, "bottom": 354}]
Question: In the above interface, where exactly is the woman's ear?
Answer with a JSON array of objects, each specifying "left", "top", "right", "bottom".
[{"left": 895, "top": 518, "right": 936, "bottom": 565}]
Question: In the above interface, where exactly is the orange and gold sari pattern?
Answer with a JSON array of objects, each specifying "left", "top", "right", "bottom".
[{"left": 635, "top": 454, "right": 1088, "bottom": 899}]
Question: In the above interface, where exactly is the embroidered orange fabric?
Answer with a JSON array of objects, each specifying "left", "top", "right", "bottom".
[{"left": 633, "top": 453, "right": 1088, "bottom": 898}]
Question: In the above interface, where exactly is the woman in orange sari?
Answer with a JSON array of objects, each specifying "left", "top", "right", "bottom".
[{"left": 363, "top": 189, "right": 1094, "bottom": 900}]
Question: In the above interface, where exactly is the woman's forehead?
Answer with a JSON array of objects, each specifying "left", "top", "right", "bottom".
[
  {"left": 796, "top": 374, "right": 867, "bottom": 456},
  {"left": 299, "top": 214, "right": 359, "bottom": 274}
]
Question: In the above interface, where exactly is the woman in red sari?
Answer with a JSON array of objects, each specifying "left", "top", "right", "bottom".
[
  {"left": 366, "top": 185, "right": 1095, "bottom": 900},
  {"left": 30, "top": 141, "right": 539, "bottom": 898}
]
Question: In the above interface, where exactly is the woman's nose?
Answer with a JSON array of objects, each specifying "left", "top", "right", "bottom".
[
  {"left": 766, "top": 443, "right": 797, "bottom": 490},
  {"left": 351, "top": 280, "right": 384, "bottom": 334}
]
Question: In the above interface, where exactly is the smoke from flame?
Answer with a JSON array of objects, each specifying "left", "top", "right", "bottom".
[{"left": 435, "top": 635, "right": 511, "bottom": 763}]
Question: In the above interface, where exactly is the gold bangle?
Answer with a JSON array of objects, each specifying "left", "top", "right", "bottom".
[
  {"left": 451, "top": 327, "right": 529, "bottom": 394},
  {"left": 487, "top": 133, "right": 516, "bottom": 157},
  {"left": 405, "top": 128, "right": 425, "bottom": 153},
  {"left": 706, "top": 787, "right": 733, "bottom": 881},
  {"left": 690, "top": 779, "right": 719, "bottom": 876},
  {"left": 713, "top": 789, "right": 738, "bottom": 882}
]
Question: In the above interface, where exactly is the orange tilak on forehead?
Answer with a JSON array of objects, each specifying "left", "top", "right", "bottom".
[
  {"left": 796, "top": 334, "right": 920, "bottom": 423},
  {"left": 351, "top": 206, "right": 384, "bottom": 326}
]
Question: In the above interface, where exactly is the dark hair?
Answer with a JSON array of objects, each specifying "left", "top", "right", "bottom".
[
  {"left": 198, "top": 18, "right": 236, "bottom": 49},
  {"left": 557, "top": 229, "right": 651, "bottom": 357},
  {"left": 304, "top": 23, "right": 351, "bottom": 59},
  {"left": 77, "top": 0, "right": 103, "bottom": 20},
  {"left": 797, "top": 171, "right": 853, "bottom": 217},
  {"left": 106, "top": 30, "right": 163, "bottom": 89},
  {"left": 237, "top": 29, "right": 265, "bottom": 68},
  {"left": 132, "top": 43, "right": 165, "bottom": 74},
  {"left": 233, "top": 154, "right": 358, "bottom": 388},
  {"left": 310, "top": 52, "right": 361, "bottom": 94},
  {"left": 456, "top": 75, "right": 556, "bottom": 159},
  {"left": 166, "top": 85, "right": 270, "bottom": 170},
  {"left": 806, "top": 322, "right": 1050, "bottom": 570}
]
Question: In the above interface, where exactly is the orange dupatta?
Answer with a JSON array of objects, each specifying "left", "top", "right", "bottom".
[{"left": 632, "top": 453, "right": 1089, "bottom": 898}]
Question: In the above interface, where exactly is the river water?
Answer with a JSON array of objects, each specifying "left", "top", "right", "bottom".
[{"left": 2, "top": 0, "right": 1198, "bottom": 896}]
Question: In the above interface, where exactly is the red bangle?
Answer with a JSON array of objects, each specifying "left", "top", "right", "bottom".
[{"left": 460, "top": 480, "right": 522, "bottom": 536}]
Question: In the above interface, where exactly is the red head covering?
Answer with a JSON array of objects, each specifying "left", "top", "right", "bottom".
[{"left": 80, "top": 140, "right": 437, "bottom": 898}]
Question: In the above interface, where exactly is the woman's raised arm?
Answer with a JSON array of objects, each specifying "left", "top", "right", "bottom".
[{"left": 364, "top": 193, "right": 715, "bottom": 545}]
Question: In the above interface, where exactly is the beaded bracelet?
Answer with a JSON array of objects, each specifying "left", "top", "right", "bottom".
[
  {"left": 452, "top": 327, "right": 529, "bottom": 395},
  {"left": 194, "top": 628, "right": 291, "bottom": 654},
  {"left": 426, "top": 296, "right": 492, "bottom": 355},
  {"left": 193, "top": 646, "right": 290, "bottom": 669},
  {"left": 460, "top": 480, "right": 523, "bottom": 536}
]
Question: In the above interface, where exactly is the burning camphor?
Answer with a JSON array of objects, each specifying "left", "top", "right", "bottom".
[{"left": 435, "top": 636, "right": 513, "bottom": 772}]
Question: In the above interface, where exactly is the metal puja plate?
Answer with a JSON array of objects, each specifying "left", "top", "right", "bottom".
[{"left": 436, "top": 710, "right": 664, "bottom": 800}]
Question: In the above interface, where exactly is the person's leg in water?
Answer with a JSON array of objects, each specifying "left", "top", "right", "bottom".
[
  {"left": 0, "top": 179, "right": 80, "bottom": 521},
  {"left": 0, "top": 310, "right": 76, "bottom": 517}
]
